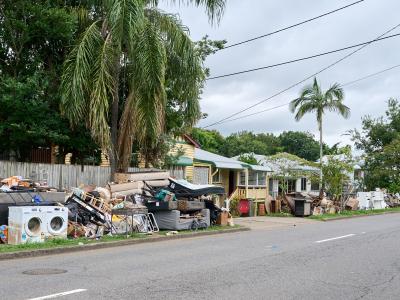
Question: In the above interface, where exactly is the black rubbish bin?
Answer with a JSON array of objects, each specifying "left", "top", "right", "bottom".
[{"left": 294, "top": 198, "right": 312, "bottom": 217}]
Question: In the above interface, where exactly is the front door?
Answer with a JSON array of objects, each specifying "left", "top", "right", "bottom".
[{"left": 228, "top": 170, "right": 235, "bottom": 196}]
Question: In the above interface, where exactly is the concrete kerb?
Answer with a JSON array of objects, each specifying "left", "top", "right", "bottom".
[
  {"left": 317, "top": 210, "right": 400, "bottom": 222},
  {"left": 0, "top": 227, "right": 250, "bottom": 261}
]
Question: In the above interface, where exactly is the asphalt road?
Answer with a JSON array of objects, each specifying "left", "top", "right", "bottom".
[{"left": 1, "top": 214, "right": 400, "bottom": 300}]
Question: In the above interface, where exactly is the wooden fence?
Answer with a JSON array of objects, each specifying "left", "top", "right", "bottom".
[{"left": 0, "top": 161, "right": 184, "bottom": 190}]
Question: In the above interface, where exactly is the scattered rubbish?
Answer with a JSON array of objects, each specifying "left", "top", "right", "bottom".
[
  {"left": 0, "top": 170, "right": 242, "bottom": 246},
  {"left": 165, "top": 231, "right": 178, "bottom": 236},
  {"left": 345, "top": 197, "right": 359, "bottom": 210},
  {"left": 0, "top": 225, "right": 7, "bottom": 243}
]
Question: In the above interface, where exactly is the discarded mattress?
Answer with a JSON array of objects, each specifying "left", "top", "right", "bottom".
[
  {"left": 145, "top": 201, "right": 178, "bottom": 212},
  {"left": 167, "top": 179, "right": 225, "bottom": 198},
  {"left": 153, "top": 209, "right": 210, "bottom": 230}
]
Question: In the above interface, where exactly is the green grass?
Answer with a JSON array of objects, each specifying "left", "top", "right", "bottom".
[
  {"left": 308, "top": 207, "right": 400, "bottom": 221},
  {"left": 267, "top": 212, "right": 294, "bottom": 218},
  {"left": 0, "top": 225, "right": 243, "bottom": 253},
  {"left": 0, "top": 233, "right": 147, "bottom": 253}
]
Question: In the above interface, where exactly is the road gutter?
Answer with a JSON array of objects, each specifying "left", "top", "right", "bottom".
[
  {"left": 311, "top": 210, "right": 400, "bottom": 222},
  {"left": 0, "top": 227, "right": 250, "bottom": 261}
]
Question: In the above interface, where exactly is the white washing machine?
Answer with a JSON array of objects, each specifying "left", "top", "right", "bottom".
[
  {"left": 8, "top": 206, "right": 47, "bottom": 245},
  {"left": 45, "top": 206, "right": 68, "bottom": 239}
]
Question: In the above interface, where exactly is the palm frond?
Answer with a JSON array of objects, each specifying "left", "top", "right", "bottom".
[
  {"left": 294, "top": 102, "right": 318, "bottom": 121},
  {"left": 146, "top": 0, "right": 225, "bottom": 23},
  {"left": 60, "top": 21, "right": 102, "bottom": 126},
  {"left": 326, "top": 101, "right": 351, "bottom": 119},
  {"left": 122, "top": 19, "right": 167, "bottom": 151},
  {"left": 88, "top": 32, "right": 118, "bottom": 148},
  {"left": 325, "top": 82, "right": 344, "bottom": 102},
  {"left": 146, "top": 8, "right": 203, "bottom": 125}
]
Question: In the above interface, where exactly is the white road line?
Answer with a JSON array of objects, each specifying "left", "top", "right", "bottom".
[
  {"left": 315, "top": 234, "right": 356, "bottom": 244},
  {"left": 26, "top": 289, "right": 87, "bottom": 300}
]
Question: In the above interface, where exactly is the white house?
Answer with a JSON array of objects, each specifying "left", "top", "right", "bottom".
[{"left": 233, "top": 153, "right": 320, "bottom": 198}]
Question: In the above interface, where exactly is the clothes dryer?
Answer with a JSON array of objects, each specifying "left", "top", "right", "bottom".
[{"left": 45, "top": 206, "right": 68, "bottom": 239}]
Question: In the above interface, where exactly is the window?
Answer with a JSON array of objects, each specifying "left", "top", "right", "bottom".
[
  {"left": 311, "top": 181, "right": 320, "bottom": 191},
  {"left": 248, "top": 171, "right": 257, "bottom": 186},
  {"left": 287, "top": 179, "right": 296, "bottom": 193},
  {"left": 239, "top": 171, "right": 246, "bottom": 186},
  {"left": 258, "top": 172, "right": 266, "bottom": 186},
  {"left": 301, "top": 178, "right": 307, "bottom": 191},
  {"left": 193, "top": 167, "right": 209, "bottom": 185},
  {"left": 239, "top": 171, "right": 267, "bottom": 186},
  {"left": 212, "top": 168, "right": 221, "bottom": 183}
]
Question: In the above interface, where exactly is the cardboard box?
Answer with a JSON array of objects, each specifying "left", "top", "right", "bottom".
[{"left": 217, "top": 211, "right": 229, "bottom": 226}]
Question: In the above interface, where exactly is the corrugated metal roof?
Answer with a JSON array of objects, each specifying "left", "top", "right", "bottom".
[
  {"left": 249, "top": 164, "right": 272, "bottom": 172},
  {"left": 195, "top": 149, "right": 272, "bottom": 171},
  {"left": 194, "top": 148, "right": 247, "bottom": 170},
  {"left": 234, "top": 153, "right": 319, "bottom": 174}
]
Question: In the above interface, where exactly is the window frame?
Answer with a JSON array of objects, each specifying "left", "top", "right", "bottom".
[
  {"left": 301, "top": 177, "right": 307, "bottom": 191},
  {"left": 212, "top": 168, "right": 222, "bottom": 184}
]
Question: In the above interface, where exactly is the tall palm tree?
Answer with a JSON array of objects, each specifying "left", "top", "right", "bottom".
[
  {"left": 61, "top": 0, "right": 225, "bottom": 173},
  {"left": 290, "top": 77, "right": 350, "bottom": 187}
]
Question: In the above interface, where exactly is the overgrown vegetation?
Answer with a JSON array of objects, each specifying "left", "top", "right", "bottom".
[
  {"left": 191, "top": 129, "right": 339, "bottom": 161},
  {"left": 321, "top": 154, "right": 353, "bottom": 202},
  {"left": 0, "top": 0, "right": 226, "bottom": 167},
  {"left": 309, "top": 207, "right": 400, "bottom": 221},
  {"left": 352, "top": 99, "right": 400, "bottom": 192}
]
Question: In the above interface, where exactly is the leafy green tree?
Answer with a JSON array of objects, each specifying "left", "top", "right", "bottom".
[
  {"left": 279, "top": 131, "right": 321, "bottom": 161},
  {"left": 220, "top": 131, "right": 282, "bottom": 157},
  {"left": 237, "top": 153, "right": 258, "bottom": 165},
  {"left": 0, "top": 0, "right": 100, "bottom": 162},
  {"left": 322, "top": 155, "right": 353, "bottom": 205},
  {"left": 290, "top": 77, "right": 350, "bottom": 186},
  {"left": 61, "top": 0, "right": 226, "bottom": 174},
  {"left": 352, "top": 99, "right": 400, "bottom": 192},
  {"left": 191, "top": 128, "right": 225, "bottom": 154}
]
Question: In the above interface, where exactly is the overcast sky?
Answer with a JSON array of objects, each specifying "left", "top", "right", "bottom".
[{"left": 161, "top": 0, "right": 400, "bottom": 146}]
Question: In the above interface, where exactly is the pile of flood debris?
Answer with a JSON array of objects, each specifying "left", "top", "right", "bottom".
[
  {"left": 278, "top": 188, "right": 400, "bottom": 217},
  {"left": 0, "top": 176, "right": 57, "bottom": 192},
  {"left": 0, "top": 171, "right": 230, "bottom": 245}
]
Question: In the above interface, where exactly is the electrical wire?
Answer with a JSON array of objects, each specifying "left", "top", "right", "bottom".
[
  {"left": 208, "top": 34, "right": 400, "bottom": 80},
  {"left": 202, "top": 23, "right": 400, "bottom": 129},
  {"left": 205, "top": 63, "right": 400, "bottom": 126},
  {"left": 220, "top": 0, "right": 366, "bottom": 50},
  {"left": 340, "top": 63, "right": 400, "bottom": 87}
]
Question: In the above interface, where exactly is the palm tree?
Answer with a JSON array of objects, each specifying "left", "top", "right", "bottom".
[
  {"left": 290, "top": 77, "right": 350, "bottom": 188},
  {"left": 61, "top": 0, "right": 226, "bottom": 173}
]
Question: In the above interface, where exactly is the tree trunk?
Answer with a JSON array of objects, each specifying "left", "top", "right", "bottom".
[
  {"left": 319, "top": 118, "right": 323, "bottom": 197},
  {"left": 110, "top": 63, "right": 121, "bottom": 181},
  {"left": 110, "top": 96, "right": 119, "bottom": 179}
]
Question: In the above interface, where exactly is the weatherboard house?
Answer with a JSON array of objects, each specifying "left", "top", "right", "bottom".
[
  {"left": 234, "top": 153, "right": 320, "bottom": 198},
  {"left": 167, "top": 137, "right": 273, "bottom": 206}
]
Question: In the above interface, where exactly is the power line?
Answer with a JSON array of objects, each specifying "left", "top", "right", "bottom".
[
  {"left": 341, "top": 63, "right": 400, "bottom": 87},
  {"left": 205, "top": 63, "right": 400, "bottom": 126},
  {"left": 208, "top": 33, "right": 400, "bottom": 80},
  {"left": 220, "top": 0, "right": 366, "bottom": 50},
  {"left": 202, "top": 23, "right": 400, "bottom": 129}
]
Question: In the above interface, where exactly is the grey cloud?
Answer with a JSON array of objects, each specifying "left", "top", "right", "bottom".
[{"left": 161, "top": 0, "right": 400, "bottom": 146}]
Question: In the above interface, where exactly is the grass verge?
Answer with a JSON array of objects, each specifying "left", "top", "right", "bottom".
[
  {"left": 308, "top": 207, "right": 400, "bottom": 221},
  {"left": 267, "top": 212, "right": 293, "bottom": 218},
  {"left": 0, "top": 225, "right": 242, "bottom": 253}
]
